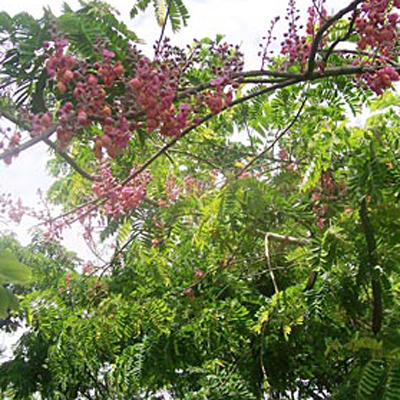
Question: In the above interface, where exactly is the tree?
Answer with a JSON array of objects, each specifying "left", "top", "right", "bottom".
[{"left": 1, "top": 0, "right": 400, "bottom": 398}]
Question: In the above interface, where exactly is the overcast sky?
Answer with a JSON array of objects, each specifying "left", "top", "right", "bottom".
[{"left": 0, "top": 0, "right": 350, "bottom": 261}]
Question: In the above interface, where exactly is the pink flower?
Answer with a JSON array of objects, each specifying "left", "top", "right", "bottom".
[
  {"left": 194, "top": 269, "right": 205, "bottom": 278},
  {"left": 65, "top": 272, "right": 72, "bottom": 287},
  {"left": 183, "top": 288, "right": 193, "bottom": 295},
  {"left": 102, "top": 49, "right": 115, "bottom": 59},
  {"left": 179, "top": 104, "right": 191, "bottom": 111},
  {"left": 82, "top": 261, "right": 94, "bottom": 275},
  {"left": 317, "top": 218, "right": 326, "bottom": 231},
  {"left": 211, "top": 77, "right": 225, "bottom": 86}
]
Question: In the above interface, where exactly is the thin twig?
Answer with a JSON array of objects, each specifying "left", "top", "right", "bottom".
[
  {"left": 237, "top": 95, "right": 307, "bottom": 178},
  {"left": 155, "top": 0, "right": 172, "bottom": 56},
  {"left": 259, "top": 231, "right": 310, "bottom": 246},
  {"left": 158, "top": 147, "right": 220, "bottom": 170},
  {"left": 0, "top": 125, "right": 56, "bottom": 161},
  {"left": 260, "top": 320, "right": 270, "bottom": 390},
  {"left": 265, "top": 233, "right": 279, "bottom": 296}
]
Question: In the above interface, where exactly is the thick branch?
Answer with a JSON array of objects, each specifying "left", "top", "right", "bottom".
[{"left": 307, "top": 0, "right": 365, "bottom": 76}]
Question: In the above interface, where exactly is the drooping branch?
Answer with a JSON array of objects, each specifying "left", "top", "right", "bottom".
[
  {"left": 263, "top": 231, "right": 311, "bottom": 295},
  {"left": 359, "top": 197, "right": 382, "bottom": 335},
  {"left": 265, "top": 233, "right": 280, "bottom": 296}
]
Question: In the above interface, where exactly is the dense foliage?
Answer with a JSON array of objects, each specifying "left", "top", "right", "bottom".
[{"left": 1, "top": 0, "right": 400, "bottom": 398}]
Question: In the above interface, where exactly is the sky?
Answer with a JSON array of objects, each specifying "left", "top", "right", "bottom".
[{"left": 0, "top": 0, "right": 350, "bottom": 260}]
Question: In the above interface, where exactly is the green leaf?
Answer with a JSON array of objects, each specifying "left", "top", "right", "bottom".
[
  {"left": 0, "top": 285, "right": 20, "bottom": 318},
  {"left": 358, "top": 359, "right": 386, "bottom": 399},
  {"left": 0, "top": 250, "right": 31, "bottom": 286}
]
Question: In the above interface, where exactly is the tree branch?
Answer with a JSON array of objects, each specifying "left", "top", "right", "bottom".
[
  {"left": 120, "top": 78, "right": 301, "bottom": 189},
  {"left": 261, "top": 232, "right": 311, "bottom": 246},
  {"left": 322, "top": 9, "right": 357, "bottom": 65},
  {"left": 237, "top": 95, "right": 307, "bottom": 177},
  {"left": 307, "top": 0, "right": 365, "bottom": 76},
  {"left": 43, "top": 138, "right": 95, "bottom": 181},
  {"left": 0, "top": 107, "right": 95, "bottom": 181},
  {"left": 265, "top": 233, "right": 279, "bottom": 296},
  {"left": 165, "top": 148, "right": 220, "bottom": 170},
  {"left": 359, "top": 197, "right": 382, "bottom": 335},
  {"left": 1, "top": 61, "right": 397, "bottom": 164},
  {"left": 34, "top": 61, "right": 400, "bottom": 226},
  {"left": 0, "top": 124, "right": 56, "bottom": 161},
  {"left": 155, "top": 0, "right": 172, "bottom": 55}
]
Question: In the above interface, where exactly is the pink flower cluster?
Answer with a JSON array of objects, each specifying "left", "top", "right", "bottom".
[
  {"left": 205, "top": 77, "right": 234, "bottom": 114},
  {"left": 356, "top": 0, "right": 400, "bottom": 93},
  {"left": 44, "top": 40, "right": 131, "bottom": 156},
  {"left": 280, "top": 0, "right": 327, "bottom": 69},
  {"left": 364, "top": 67, "right": 400, "bottom": 95},
  {"left": 306, "top": 1, "right": 327, "bottom": 37},
  {"left": 97, "top": 49, "right": 124, "bottom": 87},
  {"left": 164, "top": 174, "right": 210, "bottom": 203},
  {"left": 0, "top": 130, "right": 21, "bottom": 165},
  {"left": 128, "top": 57, "right": 190, "bottom": 137},
  {"left": 45, "top": 38, "right": 76, "bottom": 94},
  {"left": 280, "top": 1, "right": 307, "bottom": 68},
  {"left": 357, "top": 0, "right": 400, "bottom": 54},
  {"left": 92, "top": 165, "right": 150, "bottom": 217}
]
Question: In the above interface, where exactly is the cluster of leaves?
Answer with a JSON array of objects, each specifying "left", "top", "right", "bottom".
[
  {"left": 0, "top": 250, "right": 30, "bottom": 318},
  {"left": 2, "top": 0, "right": 400, "bottom": 399},
  {"left": 130, "top": 0, "right": 189, "bottom": 32}
]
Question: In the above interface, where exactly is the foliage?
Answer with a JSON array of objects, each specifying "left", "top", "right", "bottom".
[
  {"left": 1, "top": 0, "right": 400, "bottom": 399},
  {"left": 0, "top": 248, "right": 31, "bottom": 318},
  {"left": 130, "top": 0, "right": 189, "bottom": 32}
]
